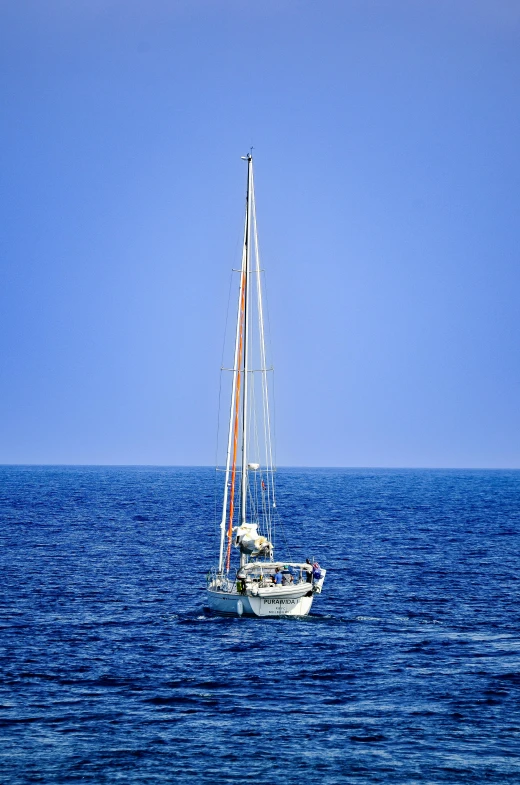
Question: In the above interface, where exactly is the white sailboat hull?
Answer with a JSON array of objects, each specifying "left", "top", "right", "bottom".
[{"left": 206, "top": 583, "right": 314, "bottom": 617}]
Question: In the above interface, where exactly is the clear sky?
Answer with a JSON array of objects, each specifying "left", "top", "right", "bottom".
[{"left": 1, "top": 0, "right": 519, "bottom": 468}]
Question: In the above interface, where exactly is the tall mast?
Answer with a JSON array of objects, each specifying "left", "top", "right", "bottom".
[{"left": 241, "top": 153, "right": 253, "bottom": 527}]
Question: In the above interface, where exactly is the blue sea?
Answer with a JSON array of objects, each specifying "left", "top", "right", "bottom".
[{"left": 1, "top": 465, "right": 520, "bottom": 783}]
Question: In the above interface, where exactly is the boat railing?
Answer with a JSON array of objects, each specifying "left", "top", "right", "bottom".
[
  {"left": 206, "top": 566, "right": 314, "bottom": 593},
  {"left": 206, "top": 568, "right": 236, "bottom": 593},
  {"left": 241, "top": 566, "right": 309, "bottom": 587}
]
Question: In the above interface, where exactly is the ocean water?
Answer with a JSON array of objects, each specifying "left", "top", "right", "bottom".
[{"left": 1, "top": 465, "right": 519, "bottom": 784}]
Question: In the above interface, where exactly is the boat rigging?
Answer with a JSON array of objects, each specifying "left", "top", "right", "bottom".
[{"left": 206, "top": 154, "right": 326, "bottom": 617}]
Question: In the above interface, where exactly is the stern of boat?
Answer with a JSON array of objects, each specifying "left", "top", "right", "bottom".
[{"left": 205, "top": 562, "right": 325, "bottom": 617}]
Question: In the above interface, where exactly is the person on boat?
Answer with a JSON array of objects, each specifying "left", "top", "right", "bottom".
[
  {"left": 281, "top": 568, "right": 293, "bottom": 585},
  {"left": 304, "top": 558, "right": 313, "bottom": 583},
  {"left": 236, "top": 567, "right": 247, "bottom": 594},
  {"left": 272, "top": 567, "right": 283, "bottom": 585}
]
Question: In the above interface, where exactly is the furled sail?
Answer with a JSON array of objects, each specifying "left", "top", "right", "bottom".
[{"left": 234, "top": 523, "right": 273, "bottom": 558}]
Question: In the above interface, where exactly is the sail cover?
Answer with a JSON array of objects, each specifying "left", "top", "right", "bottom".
[{"left": 234, "top": 523, "right": 273, "bottom": 557}]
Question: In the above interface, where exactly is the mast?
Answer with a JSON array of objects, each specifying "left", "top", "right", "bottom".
[
  {"left": 240, "top": 154, "right": 253, "bottom": 528},
  {"left": 219, "top": 154, "right": 251, "bottom": 574}
]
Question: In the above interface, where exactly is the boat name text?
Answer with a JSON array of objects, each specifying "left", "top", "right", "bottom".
[{"left": 264, "top": 598, "right": 297, "bottom": 605}]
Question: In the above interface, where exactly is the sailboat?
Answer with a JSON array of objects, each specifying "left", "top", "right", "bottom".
[{"left": 206, "top": 154, "right": 326, "bottom": 617}]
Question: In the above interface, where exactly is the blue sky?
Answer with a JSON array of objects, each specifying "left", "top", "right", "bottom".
[{"left": 1, "top": 0, "right": 519, "bottom": 467}]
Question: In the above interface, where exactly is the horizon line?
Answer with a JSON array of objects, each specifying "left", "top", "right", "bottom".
[{"left": 1, "top": 463, "right": 519, "bottom": 471}]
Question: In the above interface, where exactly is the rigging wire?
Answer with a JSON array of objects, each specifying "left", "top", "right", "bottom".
[
  {"left": 251, "top": 178, "right": 278, "bottom": 552},
  {"left": 216, "top": 156, "right": 296, "bottom": 572}
]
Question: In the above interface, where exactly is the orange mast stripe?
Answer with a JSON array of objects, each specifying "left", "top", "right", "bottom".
[{"left": 225, "top": 268, "right": 246, "bottom": 572}]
